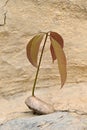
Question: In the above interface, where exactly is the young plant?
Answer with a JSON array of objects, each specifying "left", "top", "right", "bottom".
[{"left": 25, "top": 31, "right": 67, "bottom": 114}]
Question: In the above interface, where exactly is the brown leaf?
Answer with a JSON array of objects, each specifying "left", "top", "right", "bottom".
[
  {"left": 50, "top": 44, "right": 56, "bottom": 62},
  {"left": 50, "top": 37, "right": 67, "bottom": 88},
  {"left": 50, "top": 31, "right": 64, "bottom": 62},
  {"left": 26, "top": 33, "right": 44, "bottom": 67},
  {"left": 50, "top": 31, "right": 64, "bottom": 48}
]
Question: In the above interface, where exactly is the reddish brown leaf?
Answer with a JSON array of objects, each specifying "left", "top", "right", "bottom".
[
  {"left": 50, "top": 37, "right": 67, "bottom": 88},
  {"left": 50, "top": 31, "right": 64, "bottom": 62},
  {"left": 50, "top": 31, "right": 64, "bottom": 48},
  {"left": 26, "top": 33, "right": 44, "bottom": 67},
  {"left": 50, "top": 44, "right": 56, "bottom": 62}
]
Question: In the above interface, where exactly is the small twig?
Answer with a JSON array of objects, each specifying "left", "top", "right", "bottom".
[{"left": 32, "top": 33, "right": 48, "bottom": 96}]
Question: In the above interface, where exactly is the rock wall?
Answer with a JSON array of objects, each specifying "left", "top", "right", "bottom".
[
  {"left": 0, "top": 112, "right": 87, "bottom": 130},
  {"left": 0, "top": 0, "right": 87, "bottom": 96}
]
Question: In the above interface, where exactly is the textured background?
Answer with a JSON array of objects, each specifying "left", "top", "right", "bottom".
[
  {"left": 0, "top": 0, "right": 87, "bottom": 124},
  {"left": 0, "top": 0, "right": 87, "bottom": 96}
]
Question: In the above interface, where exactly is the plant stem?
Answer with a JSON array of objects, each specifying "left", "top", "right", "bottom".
[{"left": 32, "top": 33, "right": 48, "bottom": 96}]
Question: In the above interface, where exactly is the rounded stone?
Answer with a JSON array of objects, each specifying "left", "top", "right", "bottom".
[{"left": 25, "top": 96, "right": 55, "bottom": 114}]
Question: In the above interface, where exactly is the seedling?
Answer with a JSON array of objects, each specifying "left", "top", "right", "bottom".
[{"left": 25, "top": 31, "right": 67, "bottom": 114}]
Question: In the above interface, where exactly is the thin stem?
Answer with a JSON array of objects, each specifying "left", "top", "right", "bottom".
[{"left": 32, "top": 33, "right": 48, "bottom": 96}]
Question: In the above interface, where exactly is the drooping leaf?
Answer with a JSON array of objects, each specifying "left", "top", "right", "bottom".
[
  {"left": 50, "top": 31, "right": 64, "bottom": 48},
  {"left": 26, "top": 33, "right": 44, "bottom": 67},
  {"left": 50, "top": 44, "right": 56, "bottom": 62},
  {"left": 50, "top": 31, "right": 64, "bottom": 62},
  {"left": 50, "top": 37, "right": 67, "bottom": 88}
]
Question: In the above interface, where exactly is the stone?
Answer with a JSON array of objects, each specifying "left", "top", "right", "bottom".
[
  {"left": 0, "top": 82, "right": 87, "bottom": 125},
  {"left": 25, "top": 96, "right": 54, "bottom": 114},
  {"left": 0, "top": 112, "right": 87, "bottom": 130}
]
